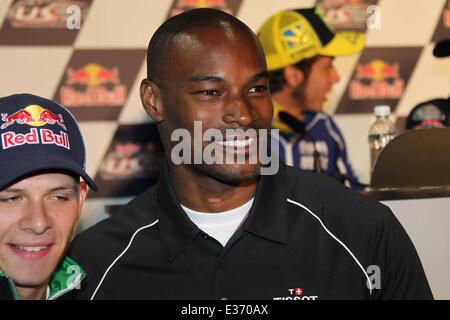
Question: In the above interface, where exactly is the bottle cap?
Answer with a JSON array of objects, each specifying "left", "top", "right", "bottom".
[{"left": 374, "top": 105, "right": 391, "bottom": 117}]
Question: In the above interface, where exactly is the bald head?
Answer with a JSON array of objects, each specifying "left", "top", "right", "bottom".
[
  {"left": 146, "top": 8, "right": 260, "bottom": 84},
  {"left": 140, "top": 8, "right": 273, "bottom": 186}
]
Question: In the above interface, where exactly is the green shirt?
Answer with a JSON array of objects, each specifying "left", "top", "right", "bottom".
[{"left": 0, "top": 256, "right": 86, "bottom": 300}]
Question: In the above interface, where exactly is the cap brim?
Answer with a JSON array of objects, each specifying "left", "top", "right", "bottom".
[
  {"left": 319, "top": 32, "right": 365, "bottom": 57},
  {"left": 0, "top": 153, "right": 97, "bottom": 191}
]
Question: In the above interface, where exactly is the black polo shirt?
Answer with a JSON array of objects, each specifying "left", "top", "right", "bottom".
[{"left": 67, "top": 162, "right": 433, "bottom": 299}]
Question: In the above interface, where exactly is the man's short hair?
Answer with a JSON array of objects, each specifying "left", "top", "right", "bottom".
[
  {"left": 268, "top": 55, "right": 320, "bottom": 93},
  {"left": 146, "top": 8, "right": 255, "bottom": 84}
]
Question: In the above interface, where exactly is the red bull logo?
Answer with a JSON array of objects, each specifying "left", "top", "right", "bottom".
[
  {"left": 1, "top": 104, "right": 66, "bottom": 130},
  {"left": 356, "top": 59, "right": 400, "bottom": 81},
  {"left": 66, "top": 63, "right": 120, "bottom": 87},
  {"left": 180, "top": 0, "right": 226, "bottom": 6},
  {"left": 414, "top": 119, "right": 446, "bottom": 129},
  {"left": 59, "top": 62, "right": 127, "bottom": 108},
  {"left": 1, "top": 128, "right": 70, "bottom": 150},
  {"left": 169, "top": 0, "right": 233, "bottom": 17},
  {"left": 350, "top": 59, "right": 404, "bottom": 100}
]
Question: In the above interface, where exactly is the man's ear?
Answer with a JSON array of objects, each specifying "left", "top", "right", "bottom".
[
  {"left": 140, "top": 78, "right": 164, "bottom": 123},
  {"left": 77, "top": 181, "right": 88, "bottom": 220},
  {"left": 283, "top": 65, "right": 304, "bottom": 88}
]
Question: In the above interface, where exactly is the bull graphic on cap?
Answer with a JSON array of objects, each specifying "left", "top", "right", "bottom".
[{"left": 1, "top": 104, "right": 66, "bottom": 130}]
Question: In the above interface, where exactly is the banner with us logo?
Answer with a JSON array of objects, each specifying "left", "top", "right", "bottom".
[
  {"left": 0, "top": 0, "right": 93, "bottom": 45},
  {"left": 90, "top": 124, "right": 164, "bottom": 198},
  {"left": 316, "top": 0, "right": 379, "bottom": 32}
]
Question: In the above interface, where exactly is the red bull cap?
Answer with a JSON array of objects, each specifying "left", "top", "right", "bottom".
[
  {"left": 0, "top": 93, "right": 97, "bottom": 190},
  {"left": 406, "top": 97, "right": 450, "bottom": 130}
]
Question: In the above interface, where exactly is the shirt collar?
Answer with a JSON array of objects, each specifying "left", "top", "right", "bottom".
[
  {"left": 155, "top": 162, "right": 290, "bottom": 262},
  {"left": 155, "top": 163, "right": 201, "bottom": 262},
  {"left": 242, "top": 162, "right": 289, "bottom": 245}
]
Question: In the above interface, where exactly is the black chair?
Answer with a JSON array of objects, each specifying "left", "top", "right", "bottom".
[{"left": 366, "top": 128, "right": 450, "bottom": 200}]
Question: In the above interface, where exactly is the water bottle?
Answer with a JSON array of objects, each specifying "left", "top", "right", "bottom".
[{"left": 368, "top": 105, "right": 397, "bottom": 170}]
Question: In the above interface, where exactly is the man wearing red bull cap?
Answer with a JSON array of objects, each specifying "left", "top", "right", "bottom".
[
  {"left": 258, "top": 7, "right": 365, "bottom": 189},
  {"left": 0, "top": 93, "right": 97, "bottom": 300}
]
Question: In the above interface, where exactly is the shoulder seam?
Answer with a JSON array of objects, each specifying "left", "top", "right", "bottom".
[
  {"left": 305, "top": 113, "right": 326, "bottom": 131},
  {"left": 324, "top": 117, "right": 345, "bottom": 150},
  {"left": 90, "top": 219, "right": 159, "bottom": 300},
  {"left": 286, "top": 198, "right": 373, "bottom": 294}
]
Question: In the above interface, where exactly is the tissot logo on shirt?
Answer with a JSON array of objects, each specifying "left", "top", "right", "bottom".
[{"left": 273, "top": 288, "right": 319, "bottom": 300}]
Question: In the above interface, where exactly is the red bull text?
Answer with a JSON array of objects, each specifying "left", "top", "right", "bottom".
[{"left": 1, "top": 128, "right": 70, "bottom": 150}]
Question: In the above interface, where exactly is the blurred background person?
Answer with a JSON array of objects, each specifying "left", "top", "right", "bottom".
[
  {"left": 257, "top": 8, "right": 366, "bottom": 189},
  {"left": 406, "top": 39, "right": 449, "bottom": 131}
]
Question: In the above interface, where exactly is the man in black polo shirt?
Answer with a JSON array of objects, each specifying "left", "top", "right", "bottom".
[{"left": 67, "top": 8, "right": 433, "bottom": 300}]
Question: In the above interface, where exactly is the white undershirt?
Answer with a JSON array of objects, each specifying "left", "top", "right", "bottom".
[{"left": 181, "top": 198, "right": 254, "bottom": 247}]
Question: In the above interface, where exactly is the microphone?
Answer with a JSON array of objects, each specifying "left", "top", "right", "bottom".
[
  {"left": 278, "top": 111, "right": 322, "bottom": 174},
  {"left": 278, "top": 111, "right": 307, "bottom": 135}
]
